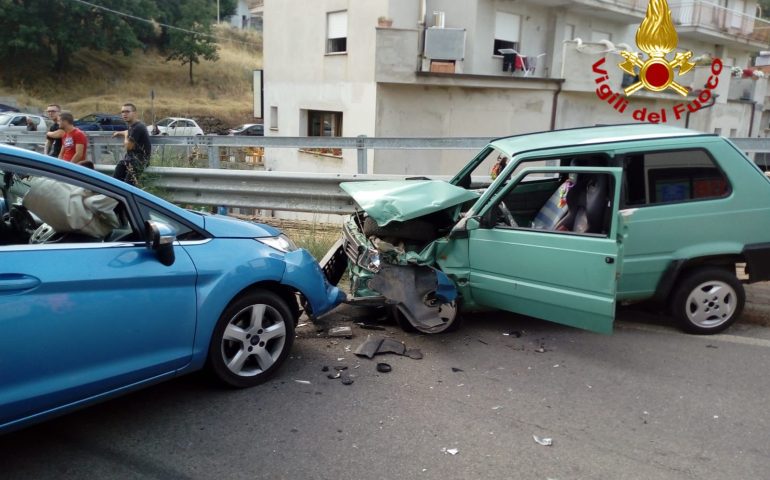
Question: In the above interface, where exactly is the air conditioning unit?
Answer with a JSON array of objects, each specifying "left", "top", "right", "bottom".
[{"left": 424, "top": 27, "right": 466, "bottom": 73}]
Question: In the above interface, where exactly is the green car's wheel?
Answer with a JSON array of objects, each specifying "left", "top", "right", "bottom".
[{"left": 671, "top": 267, "right": 744, "bottom": 335}]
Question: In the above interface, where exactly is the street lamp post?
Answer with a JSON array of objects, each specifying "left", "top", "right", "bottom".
[{"left": 217, "top": 0, "right": 220, "bottom": 23}]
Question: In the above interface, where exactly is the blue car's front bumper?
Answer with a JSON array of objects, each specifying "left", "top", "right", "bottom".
[{"left": 281, "top": 249, "right": 345, "bottom": 317}]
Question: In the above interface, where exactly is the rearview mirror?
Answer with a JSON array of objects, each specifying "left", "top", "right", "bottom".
[{"left": 145, "top": 220, "right": 177, "bottom": 266}]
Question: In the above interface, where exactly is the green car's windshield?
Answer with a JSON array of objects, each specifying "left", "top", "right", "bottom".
[{"left": 451, "top": 146, "right": 512, "bottom": 189}]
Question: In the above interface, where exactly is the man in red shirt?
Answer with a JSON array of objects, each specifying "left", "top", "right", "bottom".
[{"left": 58, "top": 111, "right": 87, "bottom": 163}]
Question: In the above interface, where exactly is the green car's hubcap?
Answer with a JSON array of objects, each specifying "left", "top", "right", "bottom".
[{"left": 685, "top": 281, "right": 736, "bottom": 329}]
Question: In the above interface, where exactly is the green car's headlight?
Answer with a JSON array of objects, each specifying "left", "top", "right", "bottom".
[{"left": 256, "top": 234, "right": 298, "bottom": 253}]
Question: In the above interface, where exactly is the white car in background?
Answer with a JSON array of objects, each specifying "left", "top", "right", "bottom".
[
  {"left": 153, "top": 117, "right": 204, "bottom": 136},
  {"left": 0, "top": 113, "right": 49, "bottom": 132}
]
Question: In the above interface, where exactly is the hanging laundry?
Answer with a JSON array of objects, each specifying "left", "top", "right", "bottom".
[
  {"left": 502, "top": 53, "right": 516, "bottom": 72},
  {"left": 514, "top": 54, "right": 526, "bottom": 71}
]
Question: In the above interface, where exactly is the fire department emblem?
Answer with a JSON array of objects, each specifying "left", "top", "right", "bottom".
[{"left": 618, "top": 0, "right": 695, "bottom": 96}]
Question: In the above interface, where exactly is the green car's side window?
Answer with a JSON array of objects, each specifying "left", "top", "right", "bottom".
[
  {"left": 487, "top": 170, "right": 618, "bottom": 238},
  {"left": 622, "top": 148, "right": 730, "bottom": 207}
]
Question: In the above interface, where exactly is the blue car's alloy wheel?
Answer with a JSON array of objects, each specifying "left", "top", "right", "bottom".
[{"left": 209, "top": 290, "right": 295, "bottom": 387}]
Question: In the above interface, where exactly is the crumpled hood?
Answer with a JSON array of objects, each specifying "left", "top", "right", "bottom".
[
  {"left": 202, "top": 214, "right": 281, "bottom": 238},
  {"left": 340, "top": 180, "right": 479, "bottom": 226}
]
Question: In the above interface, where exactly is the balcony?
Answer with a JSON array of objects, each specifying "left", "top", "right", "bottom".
[
  {"left": 669, "top": 1, "right": 770, "bottom": 48},
  {"left": 374, "top": 27, "right": 561, "bottom": 90},
  {"left": 567, "top": 0, "right": 648, "bottom": 23},
  {"left": 559, "top": 40, "right": 731, "bottom": 103}
]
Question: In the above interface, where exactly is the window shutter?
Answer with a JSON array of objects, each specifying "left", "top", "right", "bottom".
[
  {"left": 494, "top": 12, "right": 520, "bottom": 42},
  {"left": 327, "top": 11, "right": 347, "bottom": 40}
]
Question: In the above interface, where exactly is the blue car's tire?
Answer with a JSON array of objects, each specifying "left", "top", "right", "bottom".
[{"left": 208, "top": 289, "right": 295, "bottom": 388}]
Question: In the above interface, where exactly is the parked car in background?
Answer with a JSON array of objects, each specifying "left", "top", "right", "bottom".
[
  {"left": 154, "top": 117, "right": 205, "bottom": 136},
  {"left": 0, "top": 104, "right": 20, "bottom": 113},
  {"left": 325, "top": 124, "right": 770, "bottom": 336},
  {"left": 0, "top": 113, "right": 48, "bottom": 132},
  {"left": 0, "top": 144, "right": 344, "bottom": 433},
  {"left": 229, "top": 124, "right": 264, "bottom": 136},
  {"left": 74, "top": 113, "right": 128, "bottom": 132}
]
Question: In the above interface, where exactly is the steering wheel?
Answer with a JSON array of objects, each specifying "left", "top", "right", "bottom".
[
  {"left": 497, "top": 202, "right": 517, "bottom": 227},
  {"left": 9, "top": 205, "right": 37, "bottom": 234}
]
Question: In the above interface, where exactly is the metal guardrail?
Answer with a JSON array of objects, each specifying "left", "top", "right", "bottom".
[
  {"left": 95, "top": 165, "right": 424, "bottom": 214},
  {"left": 5, "top": 133, "right": 769, "bottom": 214},
  {"left": 2, "top": 132, "right": 495, "bottom": 173}
]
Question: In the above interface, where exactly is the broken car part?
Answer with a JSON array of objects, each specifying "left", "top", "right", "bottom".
[
  {"left": 353, "top": 335, "right": 422, "bottom": 361},
  {"left": 368, "top": 264, "right": 459, "bottom": 334},
  {"left": 328, "top": 326, "right": 353, "bottom": 338}
]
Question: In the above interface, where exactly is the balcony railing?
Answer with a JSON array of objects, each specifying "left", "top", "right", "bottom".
[{"left": 670, "top": 0, "right": 770, "bottom": 45}]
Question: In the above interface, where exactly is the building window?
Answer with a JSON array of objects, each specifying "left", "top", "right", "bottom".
[
  {"left": 270, "top": 106, "right": 278, "bottom": 130},
  {"left": 326, "top": 11, "right": 347, "bottom": 54},
  {"left": 564, "top": 23, "right": 575, "bottom": 42},
  {"left": 301, "top": 110, "right": 343, "bottom": 157},
  {"left": 493, "top": 12, "right": 521, "bottom": 55},
  {"left": 590, "top": 31, "right": 612, "bottom": 42},
  {"left": 308, "top": 110, "right": 342, "bottom": 137}
]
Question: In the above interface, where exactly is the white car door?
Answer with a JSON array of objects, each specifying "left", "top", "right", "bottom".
[{"left": 9, "top": 116, "right": 27, "bottom": 132}]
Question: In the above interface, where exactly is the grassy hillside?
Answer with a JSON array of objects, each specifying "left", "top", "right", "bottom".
[{"left": 1, "top": 26, "right": 261, "bottom": 128}]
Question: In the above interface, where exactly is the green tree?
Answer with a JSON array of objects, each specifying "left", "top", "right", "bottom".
[
  {"left": 163, "top": 0, "right": 219, "bottom": 85},
  {"left": 0, "top": 0, "right": 157, "bottom": 72},
  {"left": 760, "top": 0, "right": 770, "bottom": 19}
]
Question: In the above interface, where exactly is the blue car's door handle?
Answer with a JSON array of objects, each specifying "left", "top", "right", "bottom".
[{"left": 0, "top": 274, "right": 41, "bottom": 292}]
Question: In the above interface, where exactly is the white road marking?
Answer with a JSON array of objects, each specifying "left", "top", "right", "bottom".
[{"left": 616, "top": 322, "right": 770, "bottom": 348}]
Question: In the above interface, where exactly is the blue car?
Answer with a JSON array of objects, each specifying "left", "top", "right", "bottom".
[
  {"left": 0, "top": 145, "right": 344, "bottom": 433},
  {"left": 74, "top": 113, "right": 128, "bottom": 132}
]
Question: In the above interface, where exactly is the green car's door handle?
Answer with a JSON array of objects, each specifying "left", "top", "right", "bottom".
[{"left": 605, "top": 257, "right": 615, "bottom": 264}]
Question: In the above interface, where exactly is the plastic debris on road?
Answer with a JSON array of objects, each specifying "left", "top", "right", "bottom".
[
  {"left": 354, "top": 335, "right": 422, "bottom": 360},
  {"left": 329, "top": 326, "right": 353, "bottom": 338},
  {"left": 294, "top": 380, "right": 311, "bottom": 385},
  {"left": 451, "top": 367, "right": 464, "bottom": 373},
  {"left": 340, "top": 371, "right": 354, "bottom": 385},
  {"left": 356, "top": 322, "right": 387, "bottom": 331},
  {"left": 441, "top": 447, "right": 459, "bottom": 455},
  {"left": 376, "top": 362, "right": 392, "bottom": 373},
  {"left": 533, "top": 435, "right": 553, "bottom": 446}
]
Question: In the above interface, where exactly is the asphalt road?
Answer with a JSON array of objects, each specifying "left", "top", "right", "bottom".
[{"left": 2, "top": 305, "right": 769, "bottom": 480}]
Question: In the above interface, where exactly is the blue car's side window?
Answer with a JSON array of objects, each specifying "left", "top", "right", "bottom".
[{"left": 0, "top": 166, "right": 139, "bottom": 246}]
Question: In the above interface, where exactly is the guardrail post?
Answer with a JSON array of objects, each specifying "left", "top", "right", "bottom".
[
  {"left": 89, "top": 136, "right": 97, "bottom": 164},
  {"left": 208, "top": 144, "right": 220, "bottom": 169},
  {"left": 356, "top": 135, "right": 367, "bottom": 174}
]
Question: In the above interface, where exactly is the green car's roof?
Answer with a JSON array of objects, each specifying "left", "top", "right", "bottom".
[{"left": 490, "top": 124, "right": 706, "bottom": 156}]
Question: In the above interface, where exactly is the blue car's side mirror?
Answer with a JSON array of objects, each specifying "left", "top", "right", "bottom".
[{"left": 145, "top": 220, "right": 177, "bottom": 266}]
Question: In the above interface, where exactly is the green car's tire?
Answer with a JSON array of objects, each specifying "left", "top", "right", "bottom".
[{"left": 671, "top": 267, "right": 744, "bottom": 335}]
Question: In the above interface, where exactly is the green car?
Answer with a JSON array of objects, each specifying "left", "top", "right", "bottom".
[{"left": 323, "top": 124, "right": 770, "bottom": 335}]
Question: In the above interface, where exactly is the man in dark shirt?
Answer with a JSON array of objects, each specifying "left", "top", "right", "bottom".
[
  {"left": 44, "top": 104, "right": 63, "bottom": 157},
  {"left": 113, "top": 102, "right": 151, "bottom": 186}
]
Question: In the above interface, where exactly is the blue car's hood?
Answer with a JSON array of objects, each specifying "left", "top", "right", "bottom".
[{"left": 202, "top": 214, "right": 280, "bottom": 238}]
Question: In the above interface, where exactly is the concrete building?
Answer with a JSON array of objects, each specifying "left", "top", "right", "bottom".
[
  {"left": 226, "top": 0, "right": 263, "bottom": 30},
  {"left": 263, "top": 0, "right": 769, "bottom": 176}
]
